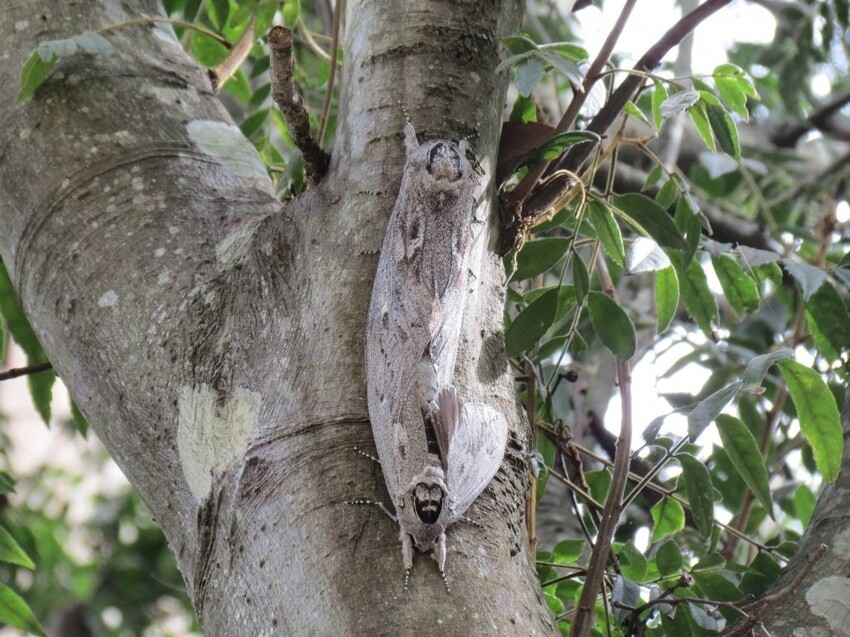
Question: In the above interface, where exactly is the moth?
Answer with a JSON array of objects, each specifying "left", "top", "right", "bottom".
[{"left": 364, "top": 121, "right": 508, "bottom": 588}]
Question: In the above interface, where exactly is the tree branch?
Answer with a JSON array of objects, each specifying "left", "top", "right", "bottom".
[
  {"left": 0, "top": 362, "right": 53, "bottom": 381},
  {"left": 268, "top": 26, "right": 330, "bottom": 183}
]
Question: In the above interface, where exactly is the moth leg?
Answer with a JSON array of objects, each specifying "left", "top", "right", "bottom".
[
  {"left": 352, "top": 446, "right": 381, "bottom": 466},
  {"left": 401, "top": 529, "right": 414, "bottom": 591},
  {"left": 433, "top": 532, "right": 451, "bottom": 593},
  {"left": 403, "top": 120, "right": 418, "bottom": 155},
  {"left": 345, "top": 499, "right": 398, "bottom": 523}
]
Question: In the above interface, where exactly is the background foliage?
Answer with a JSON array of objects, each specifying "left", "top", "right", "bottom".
[{"left": 5, "top": 0, "right": 850, "bottom": 634}]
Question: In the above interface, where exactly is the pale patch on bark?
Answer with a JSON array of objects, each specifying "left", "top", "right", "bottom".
[
  {"left": 832, "top": 527, "right": 850, "bottom": 558},
  {"left": 186, "top": 120, "right": 269, "bottom": 184},
  {"left": 215, "top": 224, "right": 258, "bottom": 270},
  {"left": 98, "top": 290, "right": 119, "bottom": 307},
  {"left": 177, "top": 384, "right": 259, "bottom": 500},
  {"left": 805, "top": 576, "right": 850, "bottom": 636}
]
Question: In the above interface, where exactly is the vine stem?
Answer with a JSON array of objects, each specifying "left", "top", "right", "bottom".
[
  {"left": 569, "top": 255, "right": 632, "bottom": 637},
  {"left": 96, "top": 17, "right": 230, "bottom": 46},
  {"left": 318, "top": 0, "right": 345, "bottom": 144}
]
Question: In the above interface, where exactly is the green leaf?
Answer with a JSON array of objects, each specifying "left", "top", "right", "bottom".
[
  {"left": 650, "top": 497, "right": 685, "bottom": 544},
  {"left": 711, "top": 254, "right": 759, "bottom": 316},
  {"left": 517, "top": 131, "right": 601, "bottom": 169},
  {"left": 706, "top": 104, "right": 741, "bottom": 161},
  {"left": 689, "top": 104, "right": 716, "bottom": 152},
  {"left": 659, "top": 89, "right": 700, "bottom": 119},
  {"left": 677, "top": 453, "right": 715, "bottom": 537},
  {"left": 223, "top": 68, "right": 252, "bottom": 103},
  {"left": 255, "top": 0, "right": 279, "bottom": 36},
  {"left": 501, "top": 35, "right": 538, "bottom": 55},
  {"left": 655, "top": 539, "right": 683, "bottom": 576},
  {"left": 677, "top": 257, "right": 719, "bottom": 337},
  {"left": 17, "top": 48, "right": 57, "bottom": 102},
  {"left": 618, "top": 541, "right": 648, "bottom": 582},
  {"left": 716, "top": 415, "right": 773, "bottom": 517},
  {"left": 504, "top": 287, "right": 559, "bottom": 357},
  {"left": 623, "top": 100, "right": 652, "bottom": 128},
  {"left": 191, "top": 31, "right": 229, "bottom": 66},
  {"left": 688, "top": 382, "right": 742, "bottom": 441},
  {"left": 783, "top": 260, "right": 827, "bottom": 300},
  {"left": 282, "top": 0, "right": 301, "bottom": 27},
  {"left": 586, "top": 201, "right": 624, "bottom": 267},
  {"left": 509, "top": 95, "right": 536, "bottom": 123},
  {"left": 71, "top": 400, "right": 89, "bottom": 439},
  {"left": 553, "top": 539, "right": 585, "bottom": 564},
  {"left": 778, "top": 360, "right": 844, "bottom": 482},
  {"left": 806, "top": 282, "right": 850, "bottom": 362},
  {"left": 240, "top": 108, "right": 270, "bottom": 140},
  {"left": 572, "top": 255, "right": 589, "bottom": 303},
  {"left": 693, "top": 571, "right": 743, "bottom": 602},
  {"left": 741, "top": 349, "right": 793, "bottom": 391},
  {"left": 0, "top": 526, "right": 34, "bottom": 570},
  {"left": 612, "top": 193, "right": 689, "bottom": 252},
  {"left": 651, "top": 81, "right": 668, "bottom": 129},
  {"left": 0, "top": 263, "right": 54, "bottom": 425},
  {"left": 515, "top": 57, "right": 545, "bottom": 97},
  {"left": 0, "top": 583, "right": 46, "bottom": 636},
  {"left": 793, "top": 484, "right": 816, "bottom": 527},
  {"left": 206, "top": 0, "right": 230, "bottom": 29},
  {"left": 586, "top": 469, "right": 612, "bottom": 504},
  {"left": 537, "top": 50, "right": 584, "bottom": 86},
  {"left": 0, "top": 473, "right": 15, "bottom": 496},
  {"left": 626, "top": 237, "right": 670, "bottom": 274},
  {"left": 587, "top": 292, "right": 636, "bottom": 360},
  {"left": 508, "top": 237, "right": 570, "bottom": 281},
  {"left": 536, "top": 41, "right": 589, "bottom": 62},
  {"left": 656, "top": 266, "right": 679, "bottom": 333}
]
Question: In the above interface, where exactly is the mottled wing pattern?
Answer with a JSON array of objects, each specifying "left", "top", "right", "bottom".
[{"left": 444, "top": 402, "right": 508, "bottom": 521}]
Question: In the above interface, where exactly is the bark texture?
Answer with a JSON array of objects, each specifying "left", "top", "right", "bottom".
[
  {"left": 0, "top": 0, "right": 558, "bottom": 634},
  {"left": 760, "top": 388, "right": 850, "bottom": 636}
]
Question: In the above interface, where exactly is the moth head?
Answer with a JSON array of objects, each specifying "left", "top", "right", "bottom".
[{"left": 426, "top": 142, "right": 466, "bottom": 182}]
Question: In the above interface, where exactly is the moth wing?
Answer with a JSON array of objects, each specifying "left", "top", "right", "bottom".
[
  {"left": 445, "top": 402, "right": 508, "bottom": 521},
  {"left": 430, "top": 385, "right": 461, "bottom": 471}
]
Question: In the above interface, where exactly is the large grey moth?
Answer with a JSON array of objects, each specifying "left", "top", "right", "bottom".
[{"left": 364, "top": 122, "right": 508, "bottom": 587}]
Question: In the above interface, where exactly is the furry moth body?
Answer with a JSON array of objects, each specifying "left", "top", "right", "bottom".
[{"left": 365, "top": 122, "right": 508, "bottom": 585}]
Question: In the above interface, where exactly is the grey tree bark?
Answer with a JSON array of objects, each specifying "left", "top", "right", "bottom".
[{"left": 0, "top": 0, "right": 557, "bottom": 634}]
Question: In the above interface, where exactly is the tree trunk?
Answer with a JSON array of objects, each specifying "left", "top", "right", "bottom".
[{"left": 0, "top": 0, "right": 557, "bottom": 634}]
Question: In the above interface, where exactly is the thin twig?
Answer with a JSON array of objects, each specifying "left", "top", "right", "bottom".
[
  {"left": 724, "top": 544, "right": 828, "bottom": 637},
  {"left": 508, "top": 0, "right": 638, "bottom": 210},
  {"left": 570, "top": 255, "right": 633, "bottom": 637},
  {"left": 0, "top": 362, "right": 53, "bottom": 382},
  {"left": 209, "top": 19, "right": 255, "bottom": 93},
  {"left": 268, "top": 26, "right": 329, "bottom": 183},
  {"left": 318, "top": 0, "right": 344, "bottom": 144},
  {"left": 97, "top": 17, "right": 230, "bottom": 46},
  {"left": 557, "top": 0, "right": 733, "bottom": 174}
]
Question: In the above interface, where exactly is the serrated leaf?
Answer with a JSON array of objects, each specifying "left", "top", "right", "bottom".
[
  {"left": 778, "top": 360, "right": 844, "bottom": 482},
  {"left": 712, "top": 254, "right": 759, "bottom": 316},
  {"left": 505, "top": 287, "right": 559, "bottom": 357},
  {"left": 655, "top": 539, "right": 683, "bottom": 576},
  {"left": 716, "top": 76, "right": 749, "bottom": 121},
  {"left": 612, "top": 193, "right": 689, "bottom": 252},
  {"left": 17, "top": 48, "right": 57, "bottom": 102},
  {"left": 783, "top": 260, "right": 827, "bottom": 300},
  {"left": 0, "top": 526, "right": 34, "bottom": 570},
  {"left": 517, "top": 131, "right": 601, "bottom": 170},
  {"left": 677, "top": 453, "right": 715, "bottom": 536},
  {"left": 806, "top": 282, "right": 850, "bottom": 362},
  {"left": 741, "top": 348, "right": 793, "bottom": 390},
  {"left": 587, "top": 292, "right": 636, "bottom": 359},
  {"left": 501, "top": 35, "right": 538, "bottom": 55},
  {"left": 0, "top": 583, "right": 46, "bottom": 636},
  {"left": 659, "top": 89, "right": 700, "bottom": 119},
  {"left": 515, "top": 57, "right": 545, "bottom": 97},
  {"left": 626, "top": 237, "right": 670, "bottom": 274},
  {"left": 677, "top": 257, "right": 718, "bottom": 337},
  {"left": 508, "top": 237, "right": 570, "bottom": 281},
  {"left": 656, "top": 266, "right": 679, "bottom": 333},
  {"left": 537, "top": 50, "right": 584, "bottom": 86},
  {"left": 537, "top": 41, "right": 589, "bottom": 61},
  {"left": 706, "top": 103, "right": 741, "bottom": 161},
  {"left": 587, "top": 201, "right": 624, "bottom": 267},
  {"left": 716, "top": 415, "right": 773, "bottom": 517},
  {"left": 688, "top": 382, "right": 742, "bottom": 441},
  {"left": 572, "top": 255, "right": 589, "bottom": 302}
]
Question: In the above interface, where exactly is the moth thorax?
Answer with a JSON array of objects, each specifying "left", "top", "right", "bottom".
[
  {"left": 412, "top": 482, "right": 444, "bottom": 524},
  {"left": 426, "top": 143, "right": 464, "bottom": 182}
]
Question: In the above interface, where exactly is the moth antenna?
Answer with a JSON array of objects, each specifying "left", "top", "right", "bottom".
[
  {"left": 459, "top": 515, "right": 483, "bottom": 528},
  {"left": 353, "top": 446, "right": 381, "bottom": 465},
  {"left": 345, "top": 498, "right": 397, "bottom": 522}
]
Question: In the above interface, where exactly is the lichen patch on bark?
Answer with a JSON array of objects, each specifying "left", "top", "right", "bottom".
[
  {"left": 805, "top": 576, "right": 850, "bottom": 636},
  {"left": 186, "top": 120, "right": 269, "bottom": 184},
  {"left": 177, "top": 384, "right": 259, "bottom": 500}
]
